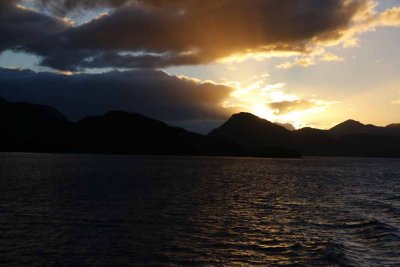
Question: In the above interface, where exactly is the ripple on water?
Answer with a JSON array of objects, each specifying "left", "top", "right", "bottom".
[{"left": 0, "top": 154, "right": 399, "bottom": 266}]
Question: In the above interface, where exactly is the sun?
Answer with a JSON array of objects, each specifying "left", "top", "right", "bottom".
[
  {"left": 222, "top": 77, "right": 313, "bottom": 129},
  {"left": 252, "top": 105, "right": 310, "bottom": 129}
]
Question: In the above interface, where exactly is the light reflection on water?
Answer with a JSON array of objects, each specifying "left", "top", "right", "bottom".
[{"left": 0, "top": 153, "right": 399, "bottom": 266}]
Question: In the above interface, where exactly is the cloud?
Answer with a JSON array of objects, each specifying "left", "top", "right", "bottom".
[
  {"left": 0, "top": 1, "right": 69, "bottom": 52},
  {"left": 219, "top": 74, "right": 337, "bottom": 129},
  {"left": 6, "top": 0, "right": 387, "bottom": 70},
  {"left": 0, "top": 68, "right": 235, "bottom": 122},
  {"left": 36, "top": 0, "right": 129, "bottom": 13},
  {"left": 329, "top": 4, "right": 400, "bottom": 49},
  {"left": 268, "top": 100, "right": 316, "bottom": 115},
  {"left": 0, "top": 1, "right": 399, "bottom": 71},
  {"left": 373, "top": 6, "right": 400, "bottom": 27},
  {"left": 321, "top": 52, "right": 344, "bottom": 62},
  {"left": 275, "top": 50, "right": 345, "bottom": 69},
  {"left": 276, "top": 57, "right": 316, "bottom": 69}
]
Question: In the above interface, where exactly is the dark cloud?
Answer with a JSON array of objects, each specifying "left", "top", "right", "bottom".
[
  {"left": 0, "top": 0, "right": 17, "bottom": 8},
  {"left": 83, "top": 52, "right": 207, "bottom": 69},
  {"left": 268, "top": 100, "right": 315, "bottom": 115},
  {"left": 40, "top": 51, "right": 205, "bottom": 71},
  {"left": 0, "top": 68, "right": 235, "bottom": 123},
  {"left": 37, "top": 0, "right": 129, "bottom": 13},
  {"left": 0, "top": 1, "right": 68, "bottom": 53},
  {"left": 10, "top": 0, "right": 370, "bottom": 70}
]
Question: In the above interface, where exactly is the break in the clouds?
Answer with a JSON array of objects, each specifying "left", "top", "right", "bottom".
[
  {"left": 268, "top": 100, "right": 316, "bottom": 115},
  {"left": 0, "top": 0, "right": 398, "bottom": 70},
  {"left": 0, "top": 68, "right": 235, "bottom": 122}
]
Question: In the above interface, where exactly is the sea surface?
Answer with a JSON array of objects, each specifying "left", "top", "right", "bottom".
[{"left": 0, "top": 153, "right": 399, "bottom": 266}]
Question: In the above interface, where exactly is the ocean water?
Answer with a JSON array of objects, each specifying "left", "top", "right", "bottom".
[{"left": 0, "top": 153, "right": 399, "bottom": 266}]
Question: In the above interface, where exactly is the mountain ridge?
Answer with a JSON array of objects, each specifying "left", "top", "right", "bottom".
[
  {"left": 209, "top": 112, "right": 291, "bottom": 149},
  {"left": 329, "top": 118, "right": 400, "bottom": 137},
  {"left": 0, "top": 98, "right": 248, "bottom": 156},
  {"left": 1, "top": 96, "right": 400, "bottom": 158},
  {"left": 209, "top": 113, "right": 400, "bottom": 157}
]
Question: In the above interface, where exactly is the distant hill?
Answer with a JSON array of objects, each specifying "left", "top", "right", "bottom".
[
  {"left": 386, "top": 123, "right": 400, "bottom": 129},
  {"left": 1, "top": 96, "right": 400, "bottom": 158},
  {"left": 0, "top": 97, "right": 72, "bottom": 151},
  {"left": 292, "top": 127, "right": 335, "bottom": 156},
  {"left": 0, "top": 97, "right": 245, "bottom": 156},
  {"left": 69, "top": 111, "right": 245, "bottom": 156},
  {"left": 209, "top": 112, "right": 292, "bottom": 149},
  {"left": 209, "top": 113, "right": 400, "bottom": 158},
  {"left": 329, "top": 119, "right": 400, "bottom": 137},
  {"left": 208, "top": 113, "right": 299, "bottom": 157},
  {"left": 385, "top": 123, "right": 400, "bottom": 136}
]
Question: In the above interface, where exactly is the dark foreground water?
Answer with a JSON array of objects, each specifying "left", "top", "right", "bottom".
[{"left": 0, "top": 154, "right": 399, "bottom": 266}]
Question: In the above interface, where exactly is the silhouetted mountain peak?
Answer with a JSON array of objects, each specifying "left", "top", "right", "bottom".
[
  {"left": 216, "top": 112, "right": 289, "bottom": 131},
  {"left": 0, "top": 97, "right": 71, "bottom": 125},
  {"left": 103, "top": 110, "right": 149, "bottom": 118},
  {"left": 73, "top": 109, "right": 245, "bottom": 156},
  {"left": 336, "top": 119, "right": 364, "bottom": 127},
  {"left": 386, "top": 123, "right": 400, "bottom": 129},
  {"left": 102, "top": 110, "right": 167, "bottom": 126},
  {"left": 329, "top": 119, "right": 373, "bottom": 136},
  {"left": 296, "top": 127, "right": 326, "bottom": 134},
  {"left": 76, "top": 110, "right": 170, "bottom": 134},
  {"left": 226, "top": 112, "right": 282, "bottom": 127},
  {"left": 327, "top": 119, "right": 400, "bottom": 137},
  {"left": 0, "top": 96, "right": 72, "bottom": 151},
  {"left": 2, "top": 95, "right": 400, "bottom": 158},
  {"left": 209, "top": 112, "right": 291, "bottom": 149},
  {"left": 230, "top": 112, "right": 269, "bottom": 122}
]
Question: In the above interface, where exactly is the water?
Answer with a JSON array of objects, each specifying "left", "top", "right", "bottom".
[{"left": 0, "top": 153, "right": 399, "bottom": 266}]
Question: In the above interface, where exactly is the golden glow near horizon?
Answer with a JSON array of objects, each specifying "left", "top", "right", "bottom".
[
  {"left": 164, "top": 0, "right": 400, "bottom": 130},
  {"left": 220, "top": 75, "right": 335, "bottom": 129}
]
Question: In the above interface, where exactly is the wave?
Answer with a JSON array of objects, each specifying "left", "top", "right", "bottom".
[
  {"left": 312, "top": 218, "right": 398, "bottom": 231},
  {"left": 386, "top": 195, "right": 400, "bottom": 201},
  {"left": 322, "top": 218, "right": 400, "bottom": 266},
  {"left": 323, "top": 241, "right": 353, "bottom": 266}
]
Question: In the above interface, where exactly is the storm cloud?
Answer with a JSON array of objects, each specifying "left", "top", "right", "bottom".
[
  {"left": 0, "top": 68, "right": 235, "bottom": 123},
  {"left": 1, "top": 0, "right": 384, "bottom": 70},
  {"left": 0, "top": 1, "right": 69, "bottom": 53}
]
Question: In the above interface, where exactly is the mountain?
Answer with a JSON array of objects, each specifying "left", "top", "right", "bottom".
[
  {"left": 385, "top": 123, "right": 400, "bottom": 136},
  {"left": 69, "top": 111, "right": 245, "bottom": 156},
  {"left": 292, "top": 127, "right": 335, "bottom": 155},
  {"left": 329, "top": 119, "right": 400, "bottom": 137},
  {"left": 209, "top": 112, "right": 292, "bottom": 149},
  {"left": 1, "top": 96, "right": 400, "bottom": 158},
  {"left": 386, "top": 123, "right": 400, "bottom": 128},
  {"left": 0, "top": 97, "right": 247, "bottom": 156},
  {"left": 209, "top": 113, "right": 400, "bottom": 158},
  {"left": 208, "top": 113, "right": 299, "bottom": 157},
  {"left": 329, "top": 119, "right": 381, "bottom": 136},
  {"left": 208, "top": 113, "right": 334, "bottom": 156},
  {"left": 0, "top": 97, "right": 72, "bottom": 151}
]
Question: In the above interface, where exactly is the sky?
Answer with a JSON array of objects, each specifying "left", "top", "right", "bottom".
[{"left": 0, "top": 0, "right": 399, "bottom": 133}]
